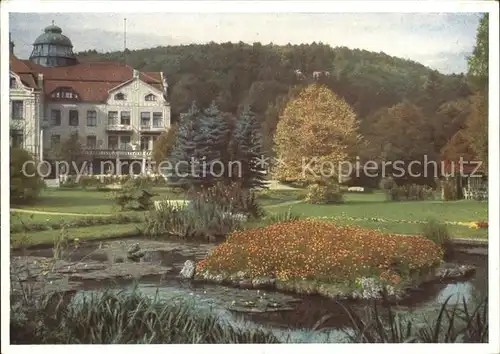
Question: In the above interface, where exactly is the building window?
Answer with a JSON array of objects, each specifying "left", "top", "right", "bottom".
[
  {"left": 153, "top": 112, "right": 163, "bottom": 128},
  {"left": 51, "top": 87, "right": 79, "bottom": 100},
  {"left": 151, "top": 135, "right": 158, "bottom": 150},
  {"left": 69, "top": 110, "right": 79, "bottom": 126},
  {"left": 120, "top": 111, "right": 131, "bottom": 125},
  {"left": 140, "top": 136, "right": 149, "bottom": 151},
  {"left": 114, "top": 93, "right": 126, "bottom": 100},
  {"left": 51, "top": 134, "right": 61, "bottom": 148},
  {"left": 11, "top": 101, "right": 23, "bottom": 120},
  {"left": 120, "top": 135, "right": 131, "bottom": 149},
  {"left": 141, "top": 112, "right": 151, "bottom": 128},
  {"left": 145, "top": 94, "right": 156, "bottom": 102},
  {"left": 87, "top": 110, "right": 97, "bottom": 126},
  {"left": 11, "top": 130, "right": 24, "bottom": 148},
  {"left": 86, "top": 135, "right": 97, "bottom": 149},
  {"left": 51, "top": 109, "right": 61, "bottom": 126},
  {"left": 108, "top": 135, "right": 118, "bottom": 149},
  {"left": 10, "top": 77, "right": 17, "bottom": 89},
  {"left": 108, "top": 111, "right": 118, "bottom": 125}
]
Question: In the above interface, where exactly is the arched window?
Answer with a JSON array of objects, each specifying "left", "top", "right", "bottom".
[
  {"left": 145, "top": 94, "right": 156, "bottom": 102},
  {"left": 114, "top": 93, "right": 126, "bottom": 100}
]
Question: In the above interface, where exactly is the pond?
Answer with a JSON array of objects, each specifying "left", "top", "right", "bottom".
[{"left": 11, "top": 239, "right": 488, "bottom": 343}]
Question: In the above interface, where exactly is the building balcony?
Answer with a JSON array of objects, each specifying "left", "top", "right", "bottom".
[
  {"left": 106, "top": 124, "right": 134, "bottom": 132},
  {"left": 83, "top": 148, "right": 152, "bottom": 159},
  {"left": 10, "top": 119, "right": 25, "bottom": 130},
  {"left": 140, "top": 124, "right": 165, "bottom": 132},
  {"left": 44, "top": 147, "right": 151, "bottom": 159}
]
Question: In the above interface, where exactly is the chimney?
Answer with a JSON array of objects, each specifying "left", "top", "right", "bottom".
[
  {"left": 9, "top": 32, "right": 14, "bottom": 55},
  {"left": 133, "top": 69, "right": 139, "bottom": 79},
  {"left": 37, "top": 73, "right": 44, "bottom": 90}
]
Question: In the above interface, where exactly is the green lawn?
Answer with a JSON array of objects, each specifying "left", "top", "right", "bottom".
[
  {"left": 10, "top": 187, "right": 182, "bottom": 214},
  {"left": 9, "top": 188, "right": 488, "bottom": 248},
  {"left": 270, "top": 192, "right": 488, "bottom": 239},
  {"left": 11, "top": 223, "right": 144, "bottom": 248},
  {"left": 270, "top": 192, "right": 487, "bottom": 222}
]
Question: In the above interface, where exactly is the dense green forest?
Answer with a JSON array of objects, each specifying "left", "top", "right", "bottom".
[
  {"left": 77, "top": 14, "right": 487, "bottom": 176},
  {"left": 78, "top": 43, "right": 469, "bottom": 139}
]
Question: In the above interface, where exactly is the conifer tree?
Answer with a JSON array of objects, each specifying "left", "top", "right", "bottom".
[
  {"left": 195, "top": 102, "right": 232, "bottom": 186},
  {"left": 232, "top": 106, "right": 267, "bottom": 189},
  {"left": 168, "top": 102, "right": 201, "bottom": 187}
]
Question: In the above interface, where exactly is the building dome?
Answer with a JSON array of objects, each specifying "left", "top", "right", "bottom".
[{"left": 29, "top": 23, "right": 78, "bottom": 67}]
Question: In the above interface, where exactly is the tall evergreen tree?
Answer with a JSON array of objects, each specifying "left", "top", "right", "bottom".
[
  {"left": 195, "top": 102, "right": 232, "bottom": 187},
  {"left": 168, "top": 102, "right": 201, "bottom": 188},
  {"left": 232, "top": 106, "right": 267, "bottom": 189}
]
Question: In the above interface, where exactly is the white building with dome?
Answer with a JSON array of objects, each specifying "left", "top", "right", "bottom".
[{"left": 9, "top": 23, "right": 170, "bottom": 175}]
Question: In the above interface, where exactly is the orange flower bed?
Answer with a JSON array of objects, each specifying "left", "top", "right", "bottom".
[
  {"left": 197, "top": 220, "right": 443, "bottom": 282},
  {"left": 476, "top": 221, "right": 488, "bottom": 229}
]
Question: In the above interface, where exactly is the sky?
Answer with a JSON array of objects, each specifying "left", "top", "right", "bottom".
[{"left": 8, "top": 12, "right": 483, "bottom": 74}]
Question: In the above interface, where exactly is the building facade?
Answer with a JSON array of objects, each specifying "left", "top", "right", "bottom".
[{"left": 9, "top": 24, "right": 170, "bottom": 175}]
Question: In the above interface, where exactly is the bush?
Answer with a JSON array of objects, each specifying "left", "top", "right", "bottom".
[
  {"left": 420, "top": 218, "right": 453, "bottom": 259},
  {"left": 192, "top": 182, "right": 265, "bottom": 219},
  {"left": 197, "top": 220, "right": 443, "bottom": 282},
  {"left": 441, "top": 179, "right": 458, "bottom": 201},
  {"left": 10, "top": 147, "right": 45, "bottom": 205},
  {"left": 59, "top": 175, "right": 80, "bottom": 189},
  {"left": 267, "top": 208, "right": 301, "bottom": 223},
  {"left": 114, "top": 178, "right": 156, "bottom": 211},
  {"left": 79, "top": 176, "right": 99, "bottom": 189},
  {"left": 379, "top": 177, "right": 396, "bottom": 191},
  {"left": 144, "top": 196, "right": 241, "bottom": 241},
  {"left": 384, "top": 183, "right": 434, "bottom": 201},
  {"left": 255, "top": 189, "right": 272, "bottom": 199},
  {"left": 304, "top": 181, "right": 343, "bottom": 204}
]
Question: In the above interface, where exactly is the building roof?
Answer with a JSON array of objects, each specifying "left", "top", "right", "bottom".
[
  {"left": 10, "top": 55, "right": 164, "bottom": 102},
  {"left": 33, "top": 24, "right": 73, "bottom": 47},
  {"left": 9, "top": 55, "right": 40, "bottom": 89}
]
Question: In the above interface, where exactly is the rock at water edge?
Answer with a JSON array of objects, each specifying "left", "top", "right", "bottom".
[{"left": 180, "top": 260, "right": 196, "bottom": 279}]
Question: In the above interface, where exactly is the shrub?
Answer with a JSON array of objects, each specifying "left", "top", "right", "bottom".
[
  {"left": 441, "top": 179, "right": 458, "bottom": 201},
  {"left": 59, "top": 175, "right": 80, "bottom": 189},
  {"left": 144, "top": 196, "right": 241, "bottom": 241},
  {"left": 114, "top": 178, "right": 156, "bottom": 211},
  {"left": 79, "top": 176, "right": 99, "bottom": 189},
  {"left": 192, "top": 182, "right": 265, "bottom": 219},
  {"left": 420, "top": 218, "right": 453, "bottom": 259},
  {"left": 304, "top": 181, "right": 343, "bottom": 204},
  {"left": 379, "top": 177, "right": 396, "bottom": 191},
  {"left": 197, "top": 220, "right": 443, "bottom": 282},
  {"left": 384, "top": 184, "right": 434, "bottom": 201},
  {"left": 10, "top": 147, "right": 45, "bottom": 205},
  {"left": 267, "top": 208, "right": 301, "bottom": 223},
  {"left": 255, "top": 189, "right": 272, "bottom": 199}
]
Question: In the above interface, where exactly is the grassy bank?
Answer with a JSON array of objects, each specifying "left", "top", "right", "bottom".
[{"left": 11, "top": 223, "right": 144, "bottom": 248}]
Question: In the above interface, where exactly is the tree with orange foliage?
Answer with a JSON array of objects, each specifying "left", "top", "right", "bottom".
[
  {"left": 273, "top": 83, "right": 362, "bottom": 183},
  {"left": 440, "top": 129, "right": 477, "bottom": 163}
]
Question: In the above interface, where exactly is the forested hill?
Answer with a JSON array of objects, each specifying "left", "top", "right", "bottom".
[{"left": 77, "top": 42, "right": 471, "bottom": 152}]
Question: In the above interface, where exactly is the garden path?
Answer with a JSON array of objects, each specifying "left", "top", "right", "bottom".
[{"left": 10, "top": 199, "right": 303, "bottom": 217}]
